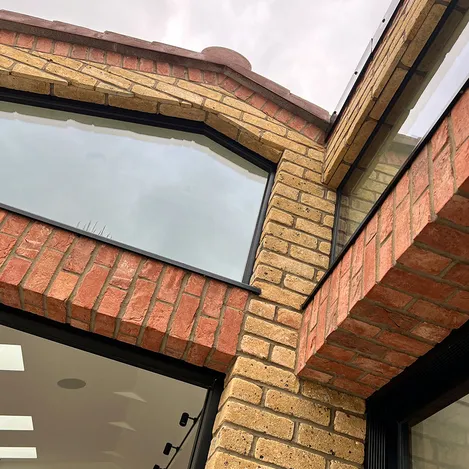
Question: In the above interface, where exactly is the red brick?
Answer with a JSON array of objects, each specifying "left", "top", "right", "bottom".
[
  {"left": 216, "top": 306, "right": 243, "bottom": 357},
  {"left": 340, "top": 249, "right": 352, "bottom": 278},
  {"left": 23, "top": 249, "right": 63, "bottom": 306},
  {"left": 139, "top": 259, "right": 163, "bottom": 282},
  {"left": 172, "top": 65, "right": 185, "bottom": 78},
  {"left": 71, "top": 264, "right": 109, "bottom": 322},
  {"left": 263, "top": 101, "right": 280, "bottom": 117},
  {"left": 116, "top": 333, "right": 136, "bottom": 345},
  {"left": 307, "top": 355, "right": 362, "bottom": 380},
  {"left": 46, "top": 271, "right": 79, "bottom": 322},
  {"left": 249, "top": 93, "right": 267, "bottom": 110},
  {"left": 394, "top": 196, "right": 411, "bottom": 260},
  {"left": 70, "top": 319, "right": 89, "bottom": 331},
  {"left": 384, "top": 350, "right": 417, "bottom": 368},
  {"left": 164, "top": 336, "right": 187, "bottom": 359},
  {"left": 379, "top": 195, "right": 394, "bottom": 243},
  {"left": 329, "top": 268, "right": 340, "bottom": 306},
  {"left": 332, "top": 377, "right": 374, "bottom": 398},
  {"left": 157, "top": 266, "right": 185, "bottom": 303},
  {"left": 412, "top": 190, "right": 432, "bottom": 239},
  {"left": 363, "top": 235, "right": 376, "bottom": 295},
  {"left": 16, "top": 223, "right": 52, "bottom": 259},
  {"left": 53, "top": 41, "right": 71, "bottom": 56},
  {"left": 289, "top": 115, "right": 307, "bottom": 132},
  {"left": 454, "top": 138, "right": 469, "bottom": 193},
  {"left": 337, "top": 267, "right": 351, "bottom": 324},
  {"left": 194, "top": 316, "right": 218, "bottom": 348},
  {"left": 47, "top": 230, "right": 74, "bottom": 252},
  {"left": 447, "top": 290, "right": 469, "bottom": 312},
  {"left": 0, "top": 234, "right": 16, "bottom": 268},
  {"left": 220, "top": 77, "right": 239, "bottom": 92},
  {"left": 352, "top": 232, "right": 365, "bottom": 277},
  {"left": 340, "top": 317, "right": 380, "bottom": 338},
  {"left": 382, "top": 267, "right": 454, "bottom": 301},
  {"left": 202, "top": 71, "right": 217, "bottom": 84},
  {"left": 35, "top": 38, "right": 53, "bottom": 53},
  {"left": 106, "top": 52, "right": 122, "bottom": 66},
  {"left": 300, "top": 366, "right": 333, "bottom": 383},
  {"left": 188, "top": 68, "right": 202, "bottom": 82},
  {"left": 226, "top": 288, "right": 249, "bottom": 310},
  {"left": 274, "top": 108, "right": 293, "bottom": 123},
  {"left": 0, "top": 30, "right": 15, "bottom": 45},
  {"left": 417, "top": 223, "right": 469, "bottom": 260},
  {"left": 378, "top": 236, "right": 393, "bottom": 282},
  {"left": 451, "top": 89, "right": 469, "bottom": 148},
  {"left": 349, "top": 270, "right": 363, "bottom": 308},
  {"left": 353, "top": 355, "right": 401, "bottom": 377},
  {"left": 378, "top": 331, "right": 432, "bottom": 356},
  {"left": 0, "top": 257, "right": 32, "bottom": 286},
  {"left": 444, "top": 263, "right": 469, "bottom": 286},
  {"left": 302, "top": 123, "right": 322, "bottom": 141},
  {"left": 234, "top": 86, "right": 254, "bottom": 100},
  {"left": 120, "top": 279, "right": 156, "bottom": 336},
  {"left": 433, "top": 146, "right": 454, "bottom": 213},
  {"left": 408, "top": 299, "right": 468, "bottom": 329},
  {"left": 141, "top": 302, "right": 173, "bottom": 351},
  {"left": 319, "top": 277, "right": 331, "bottom": 305},
  {"left": 411, "top": 322, "right": 450, "bottom": 343},
  {"left": 110, "top": 253, "right": 141, "bottom": 289},
  {"left": 17, "top": 34, "right": 34, "bottom": 48},
  {"left": 170, "top": 293, "right": 200, "bottom": 339},
  {"left": 395, "top": 173, "right": 409, "bottom": 207},
  {"left": 123, "top": 55, "right": 138, "bottom": 70},
  {"left": 365, "top": 214, "right": 378, "bottom": 243},
  {"left": 202, "top": 280, "right": 227, "bottom": 318},
  {"left": 367, "top": 284, "right": 412, "bottom": 309},
  {"left": 95, "top": 245, "right": 119, "bottom": 268},
  {"left": 139, "top": 58, "right": 154, "bottom": 72},
  {"left": 360, "top": 374, "right": 389, "bottom": 388},
  {"left": 431, "top": 118, "right": 449, "bottom": 157},
  {"left": 0, "top": 210, "right": 6, "bottom": 224},
  {"left": 64, "top": 238, "right": 96, "bottom": 274},
  {"left": 398, "top": 245, "right": 451, "bottom": 276},
  {"left": 352, "top": 301, "right": 418, "bottom": 331},
  {"left": 277, "top": 309, "right": 302, "bottom": 329},
  {"left": 71, "top": 44, "right": 87, "bottom": 59},
  {"left": 2, "top": 214, "right": 29, "bottom": 236},
  {"left": 315, "top": 297, "right": 328, "bottom": 350},
  {"left": 318, "top": 343, "right": 355, "bottom": 362},
  {"left": 439, "top": 194, "right": 469, "bottom": 228},
  {"left": 411, "top": 149, "right": 429, "bottom": 200},
  {"left": 328, "top": 329, "right": 388, "bottom": 358},
  {"left": 94, "top": 287, "right": 127, "bottom": 337},
  {"left": 156, "top": 62, "right": 170, "bottom": 76},
  {"left": 184, "top": 273, "right": 205, "bottom": 296},
  {"left": 89, "top": 48, "right": 105, "bottom": 62}
]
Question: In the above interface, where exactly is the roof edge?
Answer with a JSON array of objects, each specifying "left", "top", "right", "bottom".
[{"left": 0, "top": 10, "right": 331, "bottom": 129}]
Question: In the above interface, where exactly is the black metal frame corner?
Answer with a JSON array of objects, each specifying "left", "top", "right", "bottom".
[
  {"left": 0, "top": 87, "right": 277, "bottom": 293},
  {"left": 0, "top": 304, "right": 224, "bottom": 469},
  {"left": 365, "top": 318, "right": 469, "bottom": 469}
]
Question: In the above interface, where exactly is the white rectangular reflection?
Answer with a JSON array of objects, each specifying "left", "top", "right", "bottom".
[
  {"left": 0, "top": 416, "right": 33, "bottom": 431},
  {"left": 0, "top": 447, "right": 37, "bottom": 459},
  {"left": 0, "top": 344, "right": 24, "bottom": 371}
]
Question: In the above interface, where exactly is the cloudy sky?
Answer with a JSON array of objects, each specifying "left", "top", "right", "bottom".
[{"left": 1, "top": 0, "right": 391, "bottom": 112}]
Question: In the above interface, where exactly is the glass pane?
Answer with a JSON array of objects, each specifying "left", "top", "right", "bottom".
[
  {"left": 0, "top": 102, "right": 268, "bottom": 281},
  {"left": 411, "top": 393, "right": 469, "bottom": 469},
  {"left": 0, "top": 323, "right": 207, "bottom": 469},
  {"left": 335, "top": 6, "right": 469, "bottom": 257}
]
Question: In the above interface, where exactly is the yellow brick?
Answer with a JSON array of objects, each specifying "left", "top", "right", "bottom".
[
  {"left": 206, "top": 113, "right": 239, "bottom": 139},
  {"left": 232, "top": 356, "right": 300, "bottom": 392},
  {"left": 0, "top": 44, "right": 46, "bottom": 68},
  {"left": 223, "top": 115, "right": 261, "bottom": 136},
  {"left": 319, "top": 241, "right": 331, "bottom": 255},
  {"left": 206, "top": 451, "right": 270, "bottom": 469},
  {"left": 34, "top": 51, "right": 83, "bottom": 70},
  {"left": 287, "top": 130, "right": 316, "bottom": 146},
  {"left": 271, "top": 346, "right": 296, "bottom": 369},
  {"left": 248, "top": 299, "right": 276, "bottom": 320},
  {"left": 107, "top": 66, "right": 156, "bottom": 87},
  {"left": 290, "top": 245, "right": 329, "bottom": 269},
  {"left": 220, "top": 377, "right": 263, "bottom": 406},
  {"left": 302, "top": 381, "right": 365, "bottom": 414},
  {"left": 265, "top": 222, "right": 318, "bottom": 249},
  {"left": 255, "top": 438, "right": 325, "bottom": 469},
  {"left": 271, "top": 196, "right": 321, "bottom": 223},
  {"left": 159, "top": 103, "right": 206, "bottom": 121},
  {"left": 330, "top": 462, "right": 358, "bottom": 469},
  {"left": 178, "top": 79, "right": 222, "bottom": 100},
  {"left": 155, "top": 81, "right": 204, "bottom": 105},
  {"left": 277, "top": 308, "right": 303, "bottom": 329},
  {"left": 266, "top": 389, "right": 330, "bottom": 424},
  {"left": 245, "top": 316, "right": 297, "bottom": 347},
  {"left": 203, "top": 99, "right": 242, "bottom": 118},
  {"left": 272, "top": 182, "right": 299, "bottom": 201},
  {"left": 238, "top": 131, "right": 282, "bottom": 163},
  {"left": 261, "top": 132, "right": 307, "bottom": 154},
  {"left": 0, "top": 74, "right": 49, "bottom": 94},
  {"left": 11, "top": 63, "right": 67, "bottom": 85},
  {"left": 277, "top": 172, "right": 324, "bottom": 196},
  {"left": 297, "top": 424, "right": 364, "bottom": 464},
  {"left": 215, "top": 401, "right": 294, "bottom": 439},
  {"left": 308, "top": 148, "right": 325, "bottom": 162},
  {"left": 108, "top": 95, "right": 157, "bottom": 113},
  {"left": 300, "top": 193, "right": 335, "bottom": 214},
  {"left": 370, "top": 67, "right": 407, "bottom": 120},
  {"left": 45, "top": 63, "right": 97, "bottom": 89},
  {"left": 0, "top": 55, "right": 13, "bottom": 69},
  {"left": 213, "top": 427, "right": 254, "bottom": 455},
  {"left": 284, "top": 274, "right": 315, "bottom": 295},
  {"left": 295, "top": 218, "right": 332, "bottom": 240},
  {"left": 282, "top": 150, "right": 323, "bottom": 172},
  {"left": 334, "top": 411, "right": 366, "bottom": 439},
  {"left": 139, "top": 71, "right": 176, "bottom": 84},
  {"left": 241, "top": 335, "right": 270, "bottom": 359},
  {"left": 262, "top": 235, "right": 289, "bottom": 254},
  {"left": 223, "top": 96, "right": 265, "bottom": 118},
  {"left": 95, "top": 82, "right": 133, "bottom": 97},
  {"left": 243, "top": 113, "right": 286, "bottom": 136},
  {"left": 257, "top": 250, "right": 315, "bottom": 278},
  {"left": 252, "top": 263, "right": 283, "bottom": 284},
  {"left": 254, "top": 281, "right": 306, "bottom": 309},
  {"left": 131, "top": 84, "right": 179, "bottom": 103},
  {"left": 265, "top": 207, "right": 294, "bottom": 226},
  {"left": 53, "top": 84, "right": 105, "bottom": 104},
  {"left": 280, "top": 161, "right": 305, "bottom": 177},
  {"left": 82, "top": 65, "right": 132, "bottom": 89}
]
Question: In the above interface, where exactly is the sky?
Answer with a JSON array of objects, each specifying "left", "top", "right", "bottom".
[{"left": 1, "top": 0, "right": 392, "bottom": 112}]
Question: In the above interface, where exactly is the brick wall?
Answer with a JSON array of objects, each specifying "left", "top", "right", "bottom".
[{"left": 298, "top": 88, "right": 469, "bottom": 398}]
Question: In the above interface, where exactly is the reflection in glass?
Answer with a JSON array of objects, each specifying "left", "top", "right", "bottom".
[
  {"left": 0, "top": 102, "right": 268, "bottom": 281},
  {"left": 335, "top": 7, "right": 469, "bottom": 257},
  {"left": 411, "top": 393, "right": 469, "bottom": 469}
]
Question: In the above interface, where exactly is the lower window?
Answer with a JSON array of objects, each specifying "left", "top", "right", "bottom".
[{"left": 0, "top": 305, "right": 222, "bottom": 469}]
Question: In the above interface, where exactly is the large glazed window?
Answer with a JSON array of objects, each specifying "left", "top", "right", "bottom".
[
  {"left": 333, "top": 2, "right": 469, "bottom": 259},
  {"left": 0, "top": 101, "right": 270, "bottom": 282}
]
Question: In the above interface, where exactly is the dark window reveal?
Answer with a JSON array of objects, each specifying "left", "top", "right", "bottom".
[{"left": 0, "top": 101, "right": 270, "bottom": 283}]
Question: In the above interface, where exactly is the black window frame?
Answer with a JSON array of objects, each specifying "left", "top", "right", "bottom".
[
  {"left": 366, "top": 316, "right": 469, "bottom": 469},
  {"left": 0, "top": 303, "right": 224, "bottom": 469},
  {"left": 0, "top": 87, "right": 276, "bottom": 293}
]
